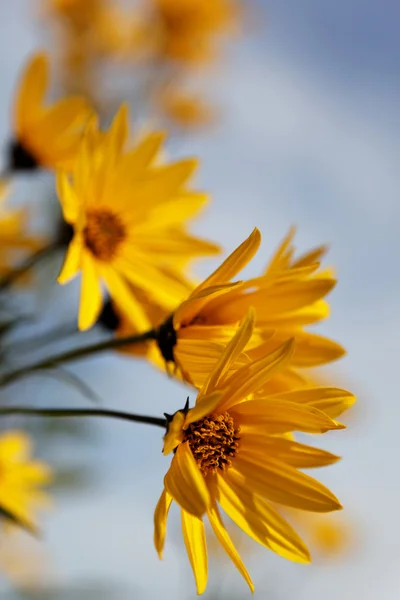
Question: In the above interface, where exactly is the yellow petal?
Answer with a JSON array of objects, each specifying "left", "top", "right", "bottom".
[
  {"left": 181, "top": 510, "right": 208, "bottom": 595},
  {"left": 58, "top": 236, "right": 83, "bottom": 286},
  {"left": 37, "top": 97, "right": 90, "bottom": 135},
  {"left": 164, "top": 442, "right": 211, "bottom": 518},
  {"left": 173, "top": 282, "right": 242, "bottom": 329},
  {"left": 215, "top": 474, "right": 310, "bottom": 563},
  {"left": 185, "top": 391, "right": 223, "bottom": 427},
  {"left": 239, "top": 434, "right": 340, "bottom": 468},
  {"left": 196, "top": 228, "right": 261, "bottom": 293},
  {"left": 291, "top": 245, "right": 329, "bottom": 268},
  {"left": 264, "top": 227, "right": 296, "bottom": 275},
  {"left": 56, "top": 171, "right": 79, "bottom": 224},
  {"left": 231, "top": 456, "right": 342, "bottom": 513},
  {"left": 100, "top": 265, "right": 151, "bottom": 332},
  {"left": 154, "top": 488, "right": 172, "bottom": 559},
  {"left": 267, "top": 387, "right": 356, "bottom": 419},
  {"left": 163, "top": 411, "right": 185, "bottom": 455},
  {"left": 202, "top": 308, "right": 254, "bottom": 396},
  {"left": 0, "top": 431, "right": 31, "bottom": 461},
  {"left": 219, "top": 339, "right": 294, "bottom": 411},
  {"left": 78, "top": 254, "right": 102, "bottom": 331},
  {"left": 14, "top": 52, "right": 48, "bottom": 133},
  {"left": 230, "top": 398, "right": 345, "bottom": 434},
  {"left": 208, "top": 502, "right": 254, "bottom": 592}
]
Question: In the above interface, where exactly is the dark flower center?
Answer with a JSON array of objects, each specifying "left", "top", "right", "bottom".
[
  {"left": 83, "top": 209, "right": 126, "bottom": 261},
  {"left": 184, "top": 412, "right": 240, "bottom": 476}
]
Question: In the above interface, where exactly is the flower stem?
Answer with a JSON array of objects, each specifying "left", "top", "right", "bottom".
[
  {"left": 0, "top": 328, "right": 157, "bottom": 388},
  {"left": 0, "top": 241, "right": 60, "bottom": 292},
  {"left": 0, "top": 406, "right": 167, "bottom": 429}
]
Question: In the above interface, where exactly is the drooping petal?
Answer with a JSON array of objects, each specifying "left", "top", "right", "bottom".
[
  {"left": 181, "top": 510, "right": 208, "bottom": 595},
  {"left": 207, "top": 502, "right": 254, "bottom": 592},
  {"left": 78, "top": 254, "right": 103, "bottom": 331},
  {"left": 164, "top": 442, "right": 211, "bottom": 517},
  {"left": 219, "top": 340, "right": 294, "bottom": 411},
  {"left": 154, "top": 488, "right": 172, "bottom": 559},
  {"left": 215, "top": 474, "right": 310, "bottom": 563},
  {"left": 231, "top": 455, "right": 342, "bottom": 513},
  {"left": 163, "top": 411, "right": 185, "bottom": 455}
]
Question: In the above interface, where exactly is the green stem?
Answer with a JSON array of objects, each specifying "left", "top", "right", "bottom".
[
  {"left": 0, "top": 406, "right": 167, "bottom": 429},
  {"left": 0, "top": 241, "right": 59, "bottom": 292},
  {"left": 0, "top": 328, "right": 157, "bottom": 388}
]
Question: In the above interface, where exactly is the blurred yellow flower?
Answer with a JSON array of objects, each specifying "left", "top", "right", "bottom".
[
  {"left": 150, "top": 0, "right": 237, "bottom": 63},
  {"left": 0, "top": 194, "right": 42, "bottom": 281},
  {"left": 11, "top": 52, "right": 91, "bottom": 172},
  {"left": 57, "top": 104, "right": 220, "bottom": 331},
  {"left": 153, "top": 228, "right": 349, "bottom": 399},
  {"left": 157, "top": 88, "right": 214, "bottom": 129},
  {"left": 155, "top": 311, "right": 348, "bottom": 594},
  {"left": 0, "top": 431, "right": 52, "bottom": 532}
]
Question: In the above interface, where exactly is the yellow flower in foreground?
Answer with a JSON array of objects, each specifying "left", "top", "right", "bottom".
[
  {"left": 57, "top": 104, "right": 220, "bottom": 331},
  {"left": 11, "top": 52, "right": 91, "bottom": 172},
  {"left": 155, "top": 311, "right": 351, "bottom": 594},
  {"left": 0, "top": 431, "right": 52, "bottom": 532},
  {"left": 153, "top": 228, "right": 349, "bottom": 399}
]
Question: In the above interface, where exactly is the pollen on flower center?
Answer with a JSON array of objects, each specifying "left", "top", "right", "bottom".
[
  {"left": 83, "top": 209, "right": 126, "bottom": 261},
  {"left": 184, "top": 412, "right": 240, "bottom": 476}
]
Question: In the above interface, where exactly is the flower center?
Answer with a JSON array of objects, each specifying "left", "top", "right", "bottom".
[
  {"left": 184, "top": 412, "right": 240, "bottom": 476},
  {"left": 83, "top": 210, "right": 126, "bottom": 261}
]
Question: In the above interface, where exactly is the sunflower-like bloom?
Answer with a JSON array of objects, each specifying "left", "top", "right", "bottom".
[
  {"left": 57, "top": 104, "right": 220, "bottom": 331},
  {"left": 150, "top": 0, "right": 236, "bottom": 63},
  {"left": 0, "top": 431, "right": 52, "bottom": 532},
  {"left": 155, "top": 311, "right": 351, "bottom": 593},
  {"left": 152, "top": 228, "right": 349, "bottom": 400},
  {"left": 10, "top": 52, "right": 91, "bottom": 172}
]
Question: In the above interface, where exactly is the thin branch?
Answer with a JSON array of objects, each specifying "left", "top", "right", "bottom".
[{"left": 0, "top": 406, "right": 167, "bottom": 429}]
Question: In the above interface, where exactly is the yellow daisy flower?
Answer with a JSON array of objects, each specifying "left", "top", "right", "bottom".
[
  {"left": 155, "top": 311, "right": 349, "bottom": 594},
  {"left": 150, "top": 0, "right": 236, "bottom": 63},
  {"left": 152, "top": 228, "right": 347, "bottom": 393},
  {"left": 0, "top": 431, "right": 52, "bottom": 532},
  {"left": 10, "top": 52, "right": 91, "bottom": 172},
  {"left": 57, "top": 104, "right": 220, "bottom": 331}
]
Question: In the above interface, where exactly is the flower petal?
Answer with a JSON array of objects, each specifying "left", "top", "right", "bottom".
[
  {"left": 58, "top": 234, "right": 83, "bottom": 284},
  {"left": 173, "top": 282, "right": 242, "bottom": 329},
  {"left": 239, "top": 434, "right": 340, "bottom": 468},
  {"left": 202, "top": 308, "right": 254, "bottom": 396},
  {"left": 185, "top": 391, "right": 223, "bottom": 427},
  {"left": 208, "top": 502, "right": 254, "bottom": 592},
  {"left": 78, "top": 254, "right": 102, "bottom": 331},
  {"left": 15, "top": 53, "right": 48, "bottom": 133},
  {"left": 154, "top": 488, "right": 172, "bottom": 559},
  {"left": 196, "top": 228, "right": 261, "bottom": 293},
  {"left": 164, "top": 442, "right": 211, "bottom": 517},
  {"left": 56, "top": 171, "right": 79, "bottom": 224},
  {"left": 267, "top": 387, "right": 356, "bottom": 419},
  {"left": 181, "top": 510, "right": 208, "bottom": 595},
  {"left": 215, "top": 474, "right": 310, "bottom": 563},
  {"left": 230, "top": 398, "right": 345, "bottom": 434},
  {"left": 219, "top": 339, "right": 294, "bottom": 411},
  {"left": 232, "top": 455, "right": 342, "bottom": 512},
  {"left": 163, "top": 411, "right": 185, "bottom": 455}
]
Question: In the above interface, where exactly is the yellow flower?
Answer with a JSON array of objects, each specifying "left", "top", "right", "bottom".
[
  {"left": 157, "top": 88, "right": 214, "bottom": 129},
  {"left": 153, "top": 228, "right": 348, "bottom": 399},
  {"left": 0, "top": 193, "right": 42, "bottom": 281},
  {"left": 11, "top": 52, "right": 91, "bottom": 172},
  {"left": 57, "top": 104, "right": 220, "bottom": 331},
  {"left": 0, "top": 431, "right": 52, "bottom": 532},
  {"left": 150, "top": 0, "right": 236, "bottom": 63},
  {"left": 155, "top": 311, "right": 350, "bottom": 594}
]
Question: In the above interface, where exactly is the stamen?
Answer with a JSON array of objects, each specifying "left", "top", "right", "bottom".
[
  {"left": 84, "top": 209, "right": 126, "bottom": 261},
  {"left": 184, "top": 412, "right": 240, "bottom": 476}
]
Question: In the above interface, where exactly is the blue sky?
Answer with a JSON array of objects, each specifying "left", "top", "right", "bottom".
[{"left": 0, "top": 1, "right": 399, "bottom": 599}]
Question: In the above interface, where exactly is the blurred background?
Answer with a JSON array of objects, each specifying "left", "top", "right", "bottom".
[{"left": 0, "top": 0, "right": 399, "bottom": 598}]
